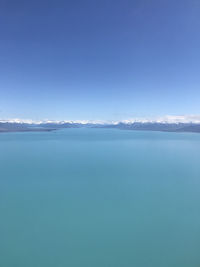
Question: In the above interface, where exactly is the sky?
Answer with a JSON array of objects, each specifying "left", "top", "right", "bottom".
[{"left": 0, "top": 0, "right": 200, "bottom": 121}]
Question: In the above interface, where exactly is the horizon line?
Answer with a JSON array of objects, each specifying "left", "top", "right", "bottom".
[{"left": 1, "top": 115, "right": 200, "bottom": 125}]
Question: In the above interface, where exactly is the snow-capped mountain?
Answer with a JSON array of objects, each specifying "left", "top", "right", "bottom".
[{"left": 1, "top": 115, "right": 200, "bottom": 133}]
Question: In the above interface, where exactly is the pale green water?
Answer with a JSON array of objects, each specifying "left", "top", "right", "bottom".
[{"left": 0, "top": 128, "right": 200, "bottom": 267}]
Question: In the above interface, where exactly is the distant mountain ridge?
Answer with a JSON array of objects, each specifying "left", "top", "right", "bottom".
[
  {"left": 1, "top": 121, "right": 200, "bottom": 133},
  {"left": 100, "top": 122, "right": 200, "bottom": 133}
]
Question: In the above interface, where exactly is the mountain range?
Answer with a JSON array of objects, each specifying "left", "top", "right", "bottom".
[{"left": 1, "top": 120, "right": 200, "bottom": 133}]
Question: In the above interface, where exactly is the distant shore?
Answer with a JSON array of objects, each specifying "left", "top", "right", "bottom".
[{"left": 1, "top": 121, "right": 200, "bottom": 134}]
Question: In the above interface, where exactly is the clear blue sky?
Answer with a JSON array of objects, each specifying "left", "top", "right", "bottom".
[{"left": 0, "top": 0, "right": 200, "bottom": 121}]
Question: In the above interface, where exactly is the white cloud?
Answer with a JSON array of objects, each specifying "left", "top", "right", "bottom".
[
  {"left": 152, "top": 115, "right": 200, "bottom": 124},
  {"left": 1, "top": 115, "right": 200, "bottom": 125}
]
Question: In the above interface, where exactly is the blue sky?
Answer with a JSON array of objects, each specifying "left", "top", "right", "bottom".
[{"left": 0, "top": 0, "right": 200, "bottom": 121}]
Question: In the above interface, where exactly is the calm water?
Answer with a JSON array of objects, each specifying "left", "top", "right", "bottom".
[{"left": 0, "top": 128, "right": 200, "bottom": 267}]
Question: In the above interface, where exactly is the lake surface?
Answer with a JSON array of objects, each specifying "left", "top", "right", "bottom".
[{"left": 0, "top": 128, "right": 200, "bottom": 267}]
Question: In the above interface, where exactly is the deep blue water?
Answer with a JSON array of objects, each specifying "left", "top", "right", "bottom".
[{"left": 0, "top": 128, "right": 200, "bottom": 267}]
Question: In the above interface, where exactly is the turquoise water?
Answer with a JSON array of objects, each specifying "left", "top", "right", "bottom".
[{"left": 0, "top": 128, "right": 200, "bottom": 267}]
